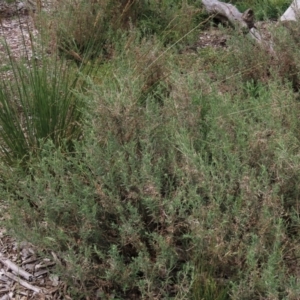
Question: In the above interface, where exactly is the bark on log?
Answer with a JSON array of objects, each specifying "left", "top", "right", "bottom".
[
  {"left": 202, "top": 0, "right": 274, "bottom": 51},
  {"left": 280, "top": 0, "right": 300, "bottom": 21},
  {"left": 202, "top": 0, "right": 255, "bottom": 30}
]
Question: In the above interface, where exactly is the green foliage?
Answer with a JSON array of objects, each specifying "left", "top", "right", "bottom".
[
  {"left": 229, "top": 0, "right": 290, "bottom": 20},
  {"left": 45, "top": 0, "right": 201, "bottom": 62},
  {"left": 2, "top": 0, "right": 300, "bottom": 299},
  {"left": 192, "top": 255, "right": 230, "bottom": 300},
  {"left": 0, "top": 54, "right": 83, "bottom": 166}
]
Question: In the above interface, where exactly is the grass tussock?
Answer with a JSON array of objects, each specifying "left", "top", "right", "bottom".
[
  {"left": 0, "top": 54, "right": 83, "bottom": 166},
  {"left": 1, "top": 0, "right": 300, "bottom": 299}
]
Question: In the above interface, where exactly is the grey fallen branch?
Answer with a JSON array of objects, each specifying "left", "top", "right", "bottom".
[
  {"left": 249, "top": 27, "right": 274, "bottom": 53},
  {"left": 0, "top": 256, "right": 33, "bottom": 281},
  {"left": 202, "top": 0, "right": 255, "bottom": 31},
  {"left": 202, "top": 0, "right": 300, "bottom": 49},
  {"left": 0, "top": 270, "right": 42, "bottom": 294},
  {"left": 281, "top": 0, "right": 300, "bottom": 21},
  {"left": 201, "top": 0, "right": 273, "bottom": 52}
]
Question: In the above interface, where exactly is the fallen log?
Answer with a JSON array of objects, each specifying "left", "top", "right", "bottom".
[
  {"left": 202, "top": 0, "right": 255, "bottom": 31},
  {"left": 281, "top": 0, "right": 300, "bottom": 21},
  {"left": 202, "top": 0, "right": 273, "bottom": 52},
  {"left": 201, "top": 0, "right": 300, "bottom": 53}
]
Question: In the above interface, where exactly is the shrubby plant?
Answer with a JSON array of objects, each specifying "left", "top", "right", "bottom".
[
  {"left": 44, "top": 0, "right": 201, "bottom": 62},
  {"left": 2, "top": 0, "right": 300, "bottom": 299}
]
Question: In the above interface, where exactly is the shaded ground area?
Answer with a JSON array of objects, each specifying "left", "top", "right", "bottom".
[{"left": 197, "top": 27, "right": 228, "bottom": 49}]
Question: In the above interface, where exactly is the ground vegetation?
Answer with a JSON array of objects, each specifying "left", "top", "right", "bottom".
[{"left": 1, "top": 0, "right": 300, "bottom": 299}]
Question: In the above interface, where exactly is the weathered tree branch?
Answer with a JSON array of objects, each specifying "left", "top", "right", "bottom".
[
  {"left": 1, "top": 271, "right": 42, "bottom": 294},
  {"left": 0, "top": 256, "right": 34, "bottom": 282},
  {"left": 202, "top": 0, "right": 274, "bottom": 52},
  {"left": 281, "top": 0, "right": 300, "bottom": 21},
  {"left": 201, "top": 0, "right": 300, "bottom": 53},
  {"left": 202, "top": 0, "right": 255, "bottom": 31}
]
